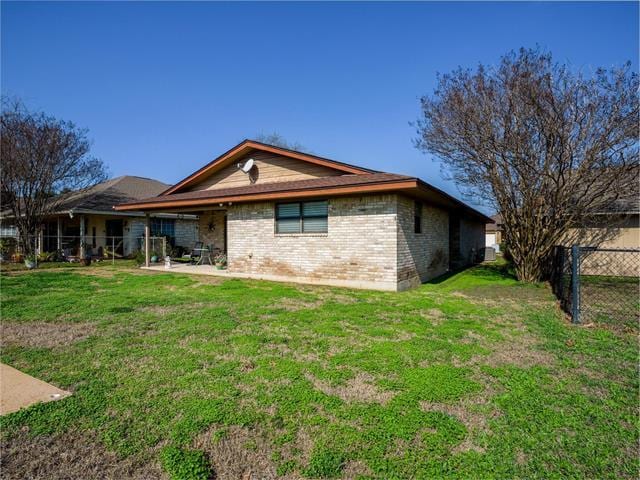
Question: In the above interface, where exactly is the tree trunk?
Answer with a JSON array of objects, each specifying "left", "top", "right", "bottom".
[{"left": 510, "top": 243, "right": 551, "bottom": 283}]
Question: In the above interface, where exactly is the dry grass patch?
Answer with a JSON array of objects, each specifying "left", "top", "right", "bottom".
[
  {"left": 190, "top": 277, "right": 225, "bottom": 287},
  {"left": 305, "top": 371, "right": 396, "bottom": 405},
  {"left": 341, "top": 460, "right": 373, "bottom": 479},
  {"left": 313, "top": 290, "right": 359, "bottom": 304},
  {"left": 462, "top": 331, "right": 555, "bottom": 368},
  {"left": 138, "top": 305, "right": 181, "bottom": 315},
  {"left": 420, "top": 395, "right": 499, "bottom": 454},
  {"left": 270, "top": 297, "right": 325, "bottom": 312},
  {"left": 0, "top": 430, "right": 165, "bottom": 480},
  {"left": 0, "top": 322, "right": 96, "bottom": 349},
  {"left": 193, "top": 425, "right": 279, "bottom": 480},
  {"left": 422, "top": 308, "right": 445, "bottom": 322},
  {"left": 420, "top": 399, "right": 495, "bottom": 434}
]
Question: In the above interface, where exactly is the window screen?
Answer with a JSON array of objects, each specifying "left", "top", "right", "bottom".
[
  {"left": 275, "top": 203, "right": 301, "bottom": 234},
  {"left": 276, "top": 201, "right": 328, "bottom": 234},
  {"left": 151, "top": 218, "right": 176, "bottom": 242}
]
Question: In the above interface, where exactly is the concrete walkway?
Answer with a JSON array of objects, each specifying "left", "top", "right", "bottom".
[{"left": 0, "top": 363, "right": 70, "bottom": 415}]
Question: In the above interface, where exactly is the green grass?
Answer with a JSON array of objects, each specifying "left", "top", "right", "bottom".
[{"left": 1, "top": 262, "right": 637, "bottom": 479}]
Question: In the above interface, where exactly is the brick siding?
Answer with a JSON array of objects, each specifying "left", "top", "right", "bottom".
[
  {"left": 216, "top": 194, "right": 483, "bottom": 291},
  {"left": 198, "top": 211, "right": 226, "bottom": 252},
  {"left": 396, "top": 195, "right": 449, "bottom": 289},
  {"left": 227, "top": 195, "right": 398, "bottom": 288}
]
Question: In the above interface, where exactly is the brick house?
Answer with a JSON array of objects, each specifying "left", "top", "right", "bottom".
[
  {"left": 116, "top": 140, "right": 491, "bottom": 291},
  {"left": 1, "top": 176, "right": 198, "bottom": 259}
]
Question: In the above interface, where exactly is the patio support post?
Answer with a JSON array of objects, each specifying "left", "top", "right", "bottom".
[
  {"left": 144, "top": 213, "right": 150, "bottom": 267},
  {"left": 79, "top": 215, "right": 86, "bottom": 259},
  {"left": 36, "top": 227, "right": 43, "bottom": 255},
  {"left": 56, "top": 217, "right": 62, "bottom": 251}
]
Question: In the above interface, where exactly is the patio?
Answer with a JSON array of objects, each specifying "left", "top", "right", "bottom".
[{"left": 141, "top": 262, "right": 393, "bottom": 290}]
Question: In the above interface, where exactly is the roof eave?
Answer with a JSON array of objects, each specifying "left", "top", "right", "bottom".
[
  {"left": 116, "top": 179, "right": 419, "bottom": 211},
  {"left": 414, "top": 180, "right": 493, "bottom": 223}
]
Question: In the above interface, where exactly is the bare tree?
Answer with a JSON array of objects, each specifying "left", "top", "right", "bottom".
[
  {"left": 416, "top": 48, "right": 639, "bottom": 282},
  {"left": 253, "top": 132, "right": 309, "bottom": 153},
  {"left": 1, "top": 98, "right": 107, "bottom": 254}
]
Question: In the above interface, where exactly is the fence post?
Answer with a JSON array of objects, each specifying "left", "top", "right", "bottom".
[
  {"left": 571, "top": 245, "right": 581, "bottom": 324},
  {"left": 112, "top": 236, "right": 115, "bottom": 265}
]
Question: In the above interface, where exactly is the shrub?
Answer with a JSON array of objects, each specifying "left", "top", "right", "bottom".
[
  {"left": 0, "top": 237, "right": 16, "bottom": 255},
  {"left": 37, "top": 251, "right": 53, "bottom": 262},
  {"left": 160, "top": 446, "right": 212, "bottom": 480},
  {"left": 134, "top": 250, "right": 145, "bottom": 266}
]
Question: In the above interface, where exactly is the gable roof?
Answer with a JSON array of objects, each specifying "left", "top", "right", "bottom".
[
  {"left": 120, "top": 173, "right": 413, "bottom": 207},
  {"left": 116, "top": 172, "right": 493, "bottom": 223},
  {"left": 49, "top": 176, "right": 170, "bottom": 213},
  {"left": 161, "top": 139, "right": 377, "bottom": 196}
]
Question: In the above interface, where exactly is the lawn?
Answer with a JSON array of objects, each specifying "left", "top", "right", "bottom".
[{"left": 0, "top": 263, "right": 637, "bottom": 479}]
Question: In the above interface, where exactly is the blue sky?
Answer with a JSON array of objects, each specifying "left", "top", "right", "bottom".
[{"left": 2, "top": 1, "right": 638, "bottom": 211}]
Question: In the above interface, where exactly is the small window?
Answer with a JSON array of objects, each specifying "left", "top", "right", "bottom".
[
  {"left": 92, "top": 227, "right": 97, "bottom": 248},
  {"left": 276, "top": 201, "right": 328, "bottom": 234},
  {"left": 414, "top": 201, "right": 422, "bottom": 234}
]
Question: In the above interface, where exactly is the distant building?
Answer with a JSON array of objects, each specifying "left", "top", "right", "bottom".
[
  {"left": 485, "top": 214, "right": 503, "bottom": 248},
  {"left": 0, "top": 176, "right": 199, "bottom": 258}
]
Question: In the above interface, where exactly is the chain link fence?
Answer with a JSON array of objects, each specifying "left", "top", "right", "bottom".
[
  {"left": 0, "top": 234, "right": 167, "bottom": 265},
  {"left": 551, "top": 245, "right": 640, "bottom": 329}
]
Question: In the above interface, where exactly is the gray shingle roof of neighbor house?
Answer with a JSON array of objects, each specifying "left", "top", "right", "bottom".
[
  {"left": 0, "top": 176, "right": 171, "bottom": 219},
  {"left": 598, "top": 191, "right": 640, "bottom": 214},
  {"left": 47, "top": 176, "right": 171, "bottom": 213}
]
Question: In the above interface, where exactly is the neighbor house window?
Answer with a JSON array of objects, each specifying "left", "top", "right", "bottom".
[
  {"left": 414, "top": 201, "right": 422, "bottom": 234},
  {"left": 151, "top": 218, "right": 176, "bottom": 243},
  {"left": 276, "top": 201, "right": 328, "bottom": 234},
  {"left": 92, "top": 227, "right": 97, "bottom": 248}
]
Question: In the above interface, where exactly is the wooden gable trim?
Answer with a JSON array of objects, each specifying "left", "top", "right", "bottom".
[{"left": 161, "top": 140, "right": 375, "bottom": 196}]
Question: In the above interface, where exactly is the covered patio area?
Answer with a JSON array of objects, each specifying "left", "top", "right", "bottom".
[{"left": 140, "top": 207, "right": 228, "bottom": 267}]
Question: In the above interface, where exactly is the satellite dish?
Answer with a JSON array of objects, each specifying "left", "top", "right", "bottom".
[{"left": 241, "top": 158, "right": 255, "bottom": 174}]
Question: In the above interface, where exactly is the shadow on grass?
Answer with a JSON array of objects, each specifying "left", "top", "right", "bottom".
[{"left": 427, "top": 261, "right": 516, "bottom": 285}]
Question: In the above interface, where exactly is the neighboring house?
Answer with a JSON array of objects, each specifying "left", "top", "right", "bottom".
[
  {"left": 565, "top": 192, "right": 640, "bottom": 249},
  {"left": 116, "top": 140, "right": 491, "bottom": 291},
  {"left": 487, "top": 193, "right": 640, "bottom": 251},
  {"left": 485, "top": 214, "right": 503, "bottom": 248},
  {"left": 1, "top": 176, "right": 198, "bottom": 259}
]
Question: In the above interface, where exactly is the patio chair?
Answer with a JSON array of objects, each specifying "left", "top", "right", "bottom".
[{"left": 190, "top": 242, "right": 204, "bottom": 264}]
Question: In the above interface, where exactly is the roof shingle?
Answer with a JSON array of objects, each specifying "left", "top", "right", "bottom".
[{"left": 118, "top": 173, "right": 414, "bottom": 207}]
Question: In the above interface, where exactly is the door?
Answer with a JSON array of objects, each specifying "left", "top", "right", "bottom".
[
  {"left": 485, "top": 233, "right": 496, "bottom": 247},
  {"left": 105, "top": 219, "right": 124, "bottom": 255}
]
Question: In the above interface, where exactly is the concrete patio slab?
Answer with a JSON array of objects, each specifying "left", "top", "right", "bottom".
[
  {"left": 0, "top": 363, "right": 70, "bottom": 415},
  {"left": 141, "top": 263, "right": 397, "bottom": 291}
]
